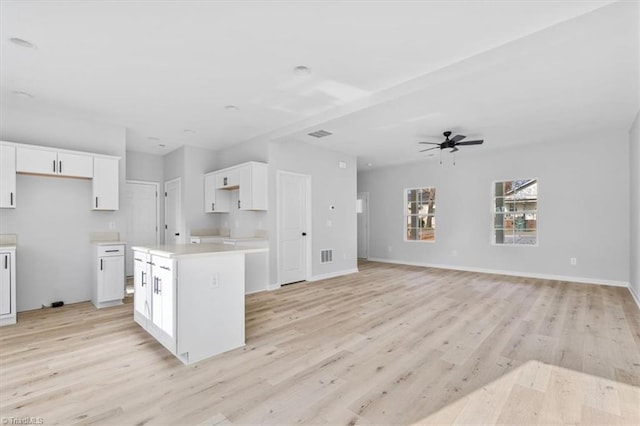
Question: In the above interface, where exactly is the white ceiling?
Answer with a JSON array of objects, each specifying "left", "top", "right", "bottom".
[{"left": 1, "top": 1, "right": 637, "bottom": 169}]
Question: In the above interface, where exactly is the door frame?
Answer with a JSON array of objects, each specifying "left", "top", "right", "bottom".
[
  {"left": 357, "top": 191, "right": 369, "bottom": 259},
  {"left": 276, "top": 170, "right": 312, "bottom": 286},
  {"left": 125, "top": 180, "right": 160, "bottom": 246},
  {"left": 164, "top": 177, "right": 182, "bottom": 245}
]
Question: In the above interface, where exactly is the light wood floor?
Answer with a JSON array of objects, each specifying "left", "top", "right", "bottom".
[{"left": 1, "top": 261, "right": 639, "bottom": 425}]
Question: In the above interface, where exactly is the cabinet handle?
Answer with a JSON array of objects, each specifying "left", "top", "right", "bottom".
[
  {"left": 10, "top": 192, "right": 13, "bottom": 206},
  {"left": 134, "top": 257, "right": 142, "bottom": 262},
  {"left": 157, "top": 277, "right": 162, "bottom": 294},
  {"left": 159, "top": 265, "right": 170, "bottom": 271},
  {"left": 223, "top": 176, "right": 228, "bottom": 186},
  {"left": 100, "top": 259, "right": 103, "bottom": 270},
  {"left": 141, "top": 271, "right": 146, "bottom": 287},
  {"left": 53, "top": 160, "right": 56, "bottom": 173},
  {"left": 212, "top": 202, "right": 215, "bottom": 211},
  {"left": 59, "top": 161, "right": 62, "bottom": 173},
  {"left": 95, "top": 197, "right": 99, "bottom": 208},
  {"left": 153, "top": 277, "right": 157, "bottom": 293},
  {"left": 105, "top": 249, "right": 119, "bottom": 253},
  {"left": 238, "top": 200, "right": 241, "bottom": 209},
  {"left": 4, "top": 255, "right": 7, "bottom": 269}
]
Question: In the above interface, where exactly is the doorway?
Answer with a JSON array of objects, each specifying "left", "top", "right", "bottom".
[
  {"left": 277, "top": 171, "right": 311, "bottom": 285},
  {"left": 357, "top": 192, "right": 369, "bottom": 259},
  {"left": 123, "top": 181, "right": 159, "bottom": 276},
  {"left": 164, "top": 178, "right": 182, "bottom": 245}
]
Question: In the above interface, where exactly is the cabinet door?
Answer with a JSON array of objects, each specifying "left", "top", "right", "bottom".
[
  {"left": 133, "top": 252, "right": 151, "bottom": 319},
  {"left": 238, "top": 163, "right": 267, "bottom": 211},
  {"left": 98, "top": 256, "right": 124, "bottom": 302},
  {"left": 215, "top": 168, "right": 239, "bottom": 189},
  {"left": 0, "top": 145, "right": 16, "bottom": 208},
  {"left": 204, "top": 173, "right": 216, "bottom": 213},
  {"left": 16, "top": 146, "right": 57, "bottom": 175},
  {"left": 93, "top": 157, "right": 119, "bottom": 210},
  {"left": 152, "top": 256, "right": 175, "bottom": 338},
  {"left": 57, "top": 152, "right": 93, "bottom": 178},
  {"left": 0, "top": 253, "right": 11, "bottom": 316}
]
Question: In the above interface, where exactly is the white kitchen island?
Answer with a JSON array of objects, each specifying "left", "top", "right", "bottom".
[{"left": 131, "top": 243, "right": 267, "bottom": 365}]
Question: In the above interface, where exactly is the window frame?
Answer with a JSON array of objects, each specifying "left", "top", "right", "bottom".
[
  {"left": 404, "top": 186, "right": 437, "bottom": 243},
  {"left": 491, "top": 178, "right": 539, "bottom": 247}
]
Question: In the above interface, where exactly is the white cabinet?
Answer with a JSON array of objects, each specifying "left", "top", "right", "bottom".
[
  {"left": 93, "top": 157, "right": 119, "bottom": 210},
  {"left": 204, "top": 161, "right": 267, "bottom": 212},
  {"left": 16, "top": 146, "right": 93, "bottom": 178},
  {"left": 0, "top": 145, "right": 16, "bottom": 208},
  {"left": 215, "top": 168, "right": 240, "bottom": 189},
  {"left": 133, "top": 252, "right": 152, "bottom": 321},
  {"left": 2, "top": 141, "right": 120, "bottom": 210},
  {"left": 92, "top": 244, "right": 125, "bottom": 309},
  {"left": 0, "top": 248, "right": 16, "bottom": 326},
  {"left": 237, "top": 162, "right": 268, "bottom": 211},
  {"left": 151, "top": 255, "right": 175, "bottom": 340},
  {"left": 204, "top": 173, "right": 230, "bottom": 213}
]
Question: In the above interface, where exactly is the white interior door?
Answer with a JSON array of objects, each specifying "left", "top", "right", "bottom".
[
  {"left": 357, "top": 192, "right": 369, "bottom": 259},
  {"left": 164, "top": 178, "right": 182, "bottom": 245},
  {"left": 278, "top": 171, "right": 310, "bottom": 285},
  {"left": 124, "top": 181, "right": 158, "bottom": 276}
]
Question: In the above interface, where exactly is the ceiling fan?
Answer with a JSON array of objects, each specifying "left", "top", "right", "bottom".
[{"left": 419, "top": 131, "right": 484, "bottom": 153}]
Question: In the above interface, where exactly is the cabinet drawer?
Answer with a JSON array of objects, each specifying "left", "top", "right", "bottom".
[
  {"left": 97, "top": 245, "right": 125, "bottom": 257},
  {"left": 152, "top": 255, "right": 174, "bottom": 271}
]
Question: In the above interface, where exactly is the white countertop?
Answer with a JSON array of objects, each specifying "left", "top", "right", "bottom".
[
  {"left": 132, "top": 243, "right": 268, "bottom": 259},
  {"left": 92, "top": 241, "right": 127, "bottom": 246}
]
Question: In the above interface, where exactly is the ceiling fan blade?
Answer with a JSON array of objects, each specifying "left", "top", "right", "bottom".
[
  {"left": 455, "top": 139, "right": 484, "bottom": 146},
  {"left": 419, "top": 147, "right": 440, "bottom": 152},
  {"left": 450, "top": 134, "right": 466, "bottom": 143},
  {"left": 418, "top": 142, "right": 440, "bottom": 145}
]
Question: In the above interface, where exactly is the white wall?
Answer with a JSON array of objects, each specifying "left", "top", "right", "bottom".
[
  {"left": 268, "top": 140, "right": 358, "bottom": 285},
  {"left": 630, "top": 111, "right": 640, "bottom": 302},
  {"left": 0, "top": 108, "right": 126, "bottom": 311},
  {"left": 183, "top": 145, "right": 219, "bottom": 237},
  {"left": 358, "top": 132, "right": 630, "bottom": 285}
]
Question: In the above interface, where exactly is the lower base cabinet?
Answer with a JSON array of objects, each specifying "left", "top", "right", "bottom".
[
  {"left": 92, "top": 244, "right": 125, "bottom": 309},
  {"left": 132, "top": 248, "right": 245, "bottom": 364},
  {"left": 0, "top": 248, "right": 16, "bottom": 326}
]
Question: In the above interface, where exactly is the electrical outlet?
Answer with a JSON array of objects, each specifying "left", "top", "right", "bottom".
[{"left": 570, "top": 257, "right": 577, "bottom": 266}]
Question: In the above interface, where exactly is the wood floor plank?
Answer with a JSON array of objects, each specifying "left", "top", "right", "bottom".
[{"left": 1, "top": 260, "right": 638, "bottom": 425}]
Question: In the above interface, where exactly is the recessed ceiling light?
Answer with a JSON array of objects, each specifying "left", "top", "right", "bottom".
[
  {"left": 12, "top": 90, "right": 33, "bottom": 98},
  {"left": 158, "top": 144, "right": 166, "bottom": 148},
  {"left": 224, "top": 105, "right": 239, "bottom": 111},
  {"left": 183, "top": 128, "right": 195, "bottom": 133},
  {"left": 9, "top": 37, "right": 35, "bottom": 49},
  {"left": 367, "top": 163, "right": 373, "bottom": 167},
  {"left": 147, "top": 136, "right": 160, "bottom": 141},
  {"left": 293, "top": 65, "right": 311, "bottom": 75}
]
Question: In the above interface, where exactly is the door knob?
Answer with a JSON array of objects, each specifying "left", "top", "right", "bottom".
[
  {"left": 302, "top": 232, "right": 307, "bottom": 236},
  {"left": 175, "top": 233, "right": 180, "bottom": 236}
]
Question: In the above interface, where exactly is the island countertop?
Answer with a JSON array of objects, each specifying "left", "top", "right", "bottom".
[{"left": 131, "top": 243, "right": 268, "bottom": 259}]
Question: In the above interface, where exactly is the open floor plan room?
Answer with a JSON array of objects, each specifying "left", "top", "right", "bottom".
[{"left": 1, "top": 261, "right": 638, "bottom": 425}]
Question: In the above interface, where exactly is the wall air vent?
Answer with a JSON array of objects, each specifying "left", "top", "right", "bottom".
[
  {"left": 320, "top": 249, "right": 333, "bottom": 263},
  {"left": 308, "top": 129, "right": 333, "bottom": 138}
]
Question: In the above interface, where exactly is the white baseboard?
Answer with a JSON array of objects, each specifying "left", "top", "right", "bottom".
[
  {"left": 267, "top": 283, "right": 281, "bottom": 291},
  {"left": 308, "top": 268, "right": 359, "bottom": 282},
  {"left": 367, "top": 257, "right": 630, "bottom": 288},
  {"left": 629, "top": 285, "right": 640, "bottom": 310}
]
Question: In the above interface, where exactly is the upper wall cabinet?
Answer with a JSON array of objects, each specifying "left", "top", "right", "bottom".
[
  {"left": 204, "top": 161, "right": 267, "bottom": 212},
  {"left": 238, "top": 162, "right": 267, "bottom": 211},
  {"left": 16, "top": 146, "right": 93, "bottom": 178},
  {"left": 93, "top": 157, "right": 119, "bottom": 210},
  {"left": 0, "top": 145, "right": 16, "bottom": 208},
  {"left": 1, "top": 141, "right": 120, "bottom": 210}
]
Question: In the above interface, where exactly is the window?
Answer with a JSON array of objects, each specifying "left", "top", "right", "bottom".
[
  {"left": 493, "top": 178, "right": 538, "bottom": 245},
  {"left": 406, "top": 187, "right": 436, "bottom": 241}
]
